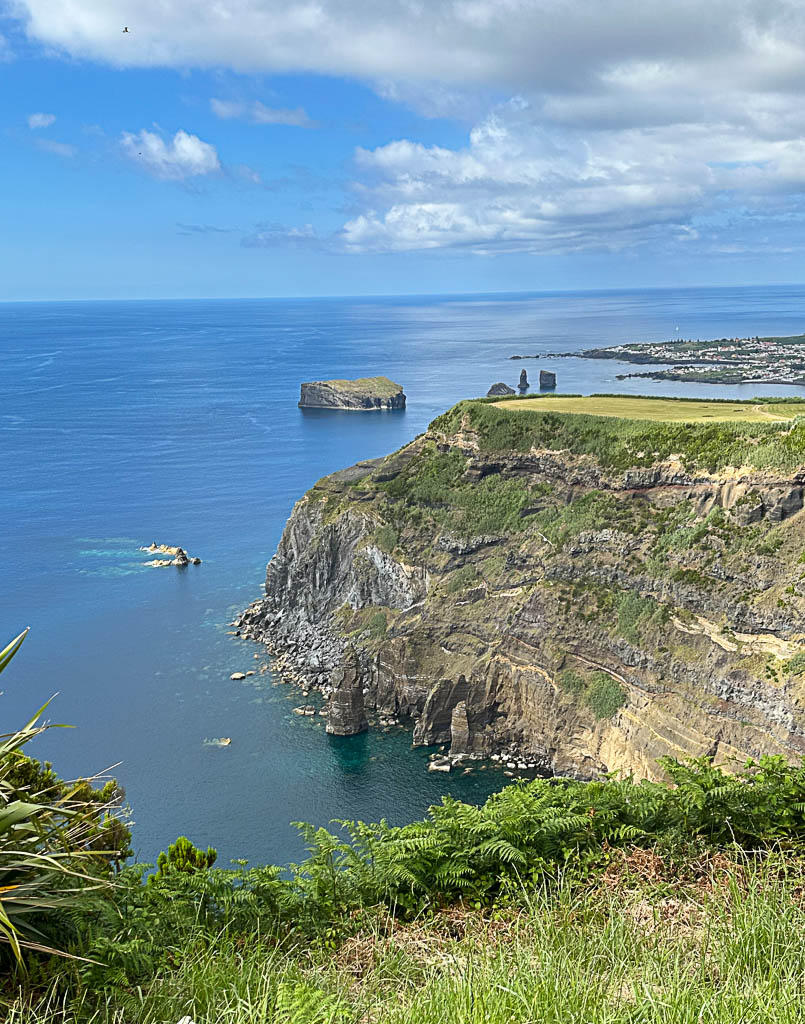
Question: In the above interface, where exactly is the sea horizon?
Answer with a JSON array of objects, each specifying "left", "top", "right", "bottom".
[{"left": 6, "top": 279, "right": 805, "bottom": 306}]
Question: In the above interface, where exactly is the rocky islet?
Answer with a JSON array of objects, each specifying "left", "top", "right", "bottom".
[
  {"left": 140, "top": 542, "right": 201, "bottom": 567},
  {"left": 298, "top": 376, "right": 406, "bottom": 411}
]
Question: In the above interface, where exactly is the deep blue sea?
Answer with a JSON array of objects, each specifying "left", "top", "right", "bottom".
[{"left": 3, "top": 285, "right": 805, "bottom": 867}]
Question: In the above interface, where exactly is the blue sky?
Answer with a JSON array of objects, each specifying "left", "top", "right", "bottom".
[{"left": 5, "top": 0, "right": 805, "bottom": 300}]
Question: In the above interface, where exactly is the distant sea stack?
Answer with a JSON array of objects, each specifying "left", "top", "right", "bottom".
[
  {"left": 299, "top": 376, "right": 406, "bottom": 411},
  {"left": 487, "top": 382, "right": 516, "bottom": 397},
  {"left": 539, "top": 370, "right": 557, "bottom": 390},
  {"left": 518, "top": 369, "right": 528, "bottom": 391}
]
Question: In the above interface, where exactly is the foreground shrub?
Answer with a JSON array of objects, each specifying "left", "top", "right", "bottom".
[
  {"left": 0, "top": 632, "right": 130, "bottom": 964},
  {"left": 40, "top": 751, "right": 805, "bottom": 993}
]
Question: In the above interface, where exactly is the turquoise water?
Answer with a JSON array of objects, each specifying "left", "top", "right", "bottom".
[{"left": 3, "top": 287, "right": 805, "bottom": 866}]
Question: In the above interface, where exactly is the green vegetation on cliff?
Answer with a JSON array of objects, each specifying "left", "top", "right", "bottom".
[
  {"left": 379, "top": 443, "right": 541, "bottom": 536},
  {"left": 431, "top": 395, "right": 805, "bottom": 471},
  {"left": 558, "top": 667, "right": 627, "bottom": 718},
  {"left": 11, "top": 857, "right": 805, "bottom": 1024},
  {"left": 313, "top": 375, "right": 403, "bottom": 398}
]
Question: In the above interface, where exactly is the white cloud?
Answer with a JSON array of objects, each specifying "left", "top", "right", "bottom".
[
  {"left": 176, "top": 222, "right": 237, "bottom": 235},
  {"left": 8, "top": 0, "right": 805, "bottom": 92},
  {"left": 35, "top": 138, "right": 76, "bottom": 158},
  {"left": 210, "top": 98, "right": 310, "bottom": 126},
  {"left": 120, "top": 128, "right": 221, "bottom": 181},
  {"left": 251, "top": 102, "right": 309, "bottom": 127},
  {"left": 233, "top": 163, "right": 263, "bottom": 185},
  {"left": 13, "top": 0, "right": 805, "bottom": 255},
  {"left": 242, "top": 222, "right": 322, "bottom": 247},
  {"left": 209, "top": 99, "right": 244, "bottom": 120},
  {"left": 341, "top": 104, "right": 805, "bottom": 254},
  {"left": 28, "top": 111, "right": 55, "bottom": 129}
]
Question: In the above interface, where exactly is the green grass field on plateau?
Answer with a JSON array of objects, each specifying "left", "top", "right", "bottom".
[
  {"left": 428, "top": 393, "right": 805, "bottom": 471},
  {"left": 491, "top": 394, "right": 805, "bottom": 422}
]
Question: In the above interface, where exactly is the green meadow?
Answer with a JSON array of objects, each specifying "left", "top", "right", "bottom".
[{"left": 491, "top": 394, "right": 805, "bottom": 422}]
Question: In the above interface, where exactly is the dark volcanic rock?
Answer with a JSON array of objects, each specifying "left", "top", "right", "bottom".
[
  {"left": 326, "top": 651, "right": 369, "bottom": 735},
  {"left": 487, "top": 382, "right": 516, "bottom": 396},
  {"left": 519, "top": 369, "right": 529, "bottom": 391},
  {"left": 766, "top": 486, "right": 803, "bottom": 523},
  {"left": 539, "top": 370, "right": 557, "bottom": 389}
]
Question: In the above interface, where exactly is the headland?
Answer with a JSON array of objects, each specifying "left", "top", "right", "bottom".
[{"left": 238, "top": 393, "right": 805, "bottom": 782}]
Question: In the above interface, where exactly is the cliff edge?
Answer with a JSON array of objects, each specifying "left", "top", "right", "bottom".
[
  {"left": 299, "top": 376, "right": 406, "bottom": 411},
  {"left": 239, "top": 394, "right": 805, "bottom": 780}
]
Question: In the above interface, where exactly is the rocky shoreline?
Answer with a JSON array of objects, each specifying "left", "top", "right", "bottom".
[{"left": 232, "top": 603, "right": 542, "bottom": 775}]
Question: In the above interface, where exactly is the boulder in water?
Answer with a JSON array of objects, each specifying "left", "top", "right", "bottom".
[
  {"left": 172, "top": 548, "right": 189, "bottom": 567},
  {"left": 486, "top": 382, "right": 516, "bottom": 397}
]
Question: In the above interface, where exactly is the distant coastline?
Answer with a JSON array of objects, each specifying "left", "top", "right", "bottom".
[{"left": 512, "top": 332, "right": 805, "bottom": 385}]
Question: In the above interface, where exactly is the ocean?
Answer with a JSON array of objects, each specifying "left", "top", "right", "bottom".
[{"left": 3, "top": 285, "right": 805, "bottom": 867}]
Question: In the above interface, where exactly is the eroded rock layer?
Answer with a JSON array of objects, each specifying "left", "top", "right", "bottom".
[{"left": 238, "top": 401, "right": 805, "bottom": 780}]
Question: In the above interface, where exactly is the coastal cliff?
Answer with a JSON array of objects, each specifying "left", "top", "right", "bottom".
[
  {"left": 239, "top": 396, "right": 805, "bottom": 780},
  {"left": 299, "top": 376, "right": 406, "bottom": 411}
]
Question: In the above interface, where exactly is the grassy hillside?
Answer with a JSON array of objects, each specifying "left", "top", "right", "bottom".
[{"left": 431, "top": 395, "right": 805, "bottom": 471}]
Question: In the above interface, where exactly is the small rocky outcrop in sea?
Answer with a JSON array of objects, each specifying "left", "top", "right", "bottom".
[
  {"left": 518, "top": 369, "right": 529, "bottom": 391},
  {"left": 487, "top": 382, "right": 516, "bottom": 396},
  {"left": 299, "top": 376, "right": 405, "bottom": 411},
  {"left": 326, "top": 650, "right": 368, "bottom": 735},
  {"left": 140, "top": 542, "right": 202, "bottom": 567},
  {"left": 539, "top": 370, "right": 557, "bottom": 389}
]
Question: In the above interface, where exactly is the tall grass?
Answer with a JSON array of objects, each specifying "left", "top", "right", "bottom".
[{"left": 9, "top": 860, "right": 805, "bottom": 1023}]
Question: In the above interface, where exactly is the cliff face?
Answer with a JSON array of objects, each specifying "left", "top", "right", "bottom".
[
  {"left": 239, "top": 402, "right": 805, "bottom": 780},
  {"left": 299, "top": 377, "right": 406, "bottom": 411}
]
